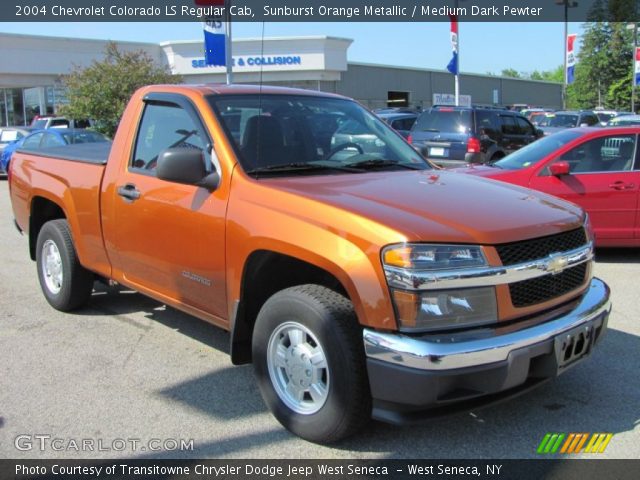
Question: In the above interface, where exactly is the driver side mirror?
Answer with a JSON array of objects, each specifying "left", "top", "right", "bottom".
[
  {"left": 535, "top": 128, "right": 545, "bottom": 138},
  {"left": 549, "top": 161, "right": 570, "bottom": 176},
  {"left": 157, "top": 148, "right": 219, "bottom": 190}
]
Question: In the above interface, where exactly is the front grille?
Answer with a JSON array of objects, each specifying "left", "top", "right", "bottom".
[
  {"left": 496, "top": 228, "right": 587, "bottom": 266},
  {"left": 509, "top": 263, "right": 587, "bottom": 308}
]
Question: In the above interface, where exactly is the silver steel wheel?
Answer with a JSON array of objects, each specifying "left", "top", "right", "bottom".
[
  {"left": 41, "top": 239, "right": 63, "bottom": 294},
  {"left": 267, "top": 321, "right": 330, "bottom": 415}
]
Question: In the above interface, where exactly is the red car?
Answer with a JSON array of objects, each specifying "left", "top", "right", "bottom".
[{"left": 457, "top": 127, "right": 640, "bottom": 247}]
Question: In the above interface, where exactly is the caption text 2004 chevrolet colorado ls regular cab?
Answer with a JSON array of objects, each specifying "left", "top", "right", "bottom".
[{"left": 8, "top": 85, "right": 611, "bottom": 443}]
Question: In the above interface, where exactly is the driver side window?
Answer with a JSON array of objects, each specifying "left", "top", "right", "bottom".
[
  {"left": 556, "top": 135, "right": 636, "bottom": 173},
  {"left": 132, "top": 102, "right": 207, "bottom": 173}
]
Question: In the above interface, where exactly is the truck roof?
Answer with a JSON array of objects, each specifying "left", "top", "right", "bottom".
[{"left": 149, "top": 83, "right": 348, "bottom": 100}]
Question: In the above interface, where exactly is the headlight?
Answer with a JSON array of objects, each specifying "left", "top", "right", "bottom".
[
  {"left": 382, "top": 244, "right": 486, "bottom": 270},
  {"left": 382, "top": 243, "right": 496, "bottom": 332},
  {"left": 391, "top": 287, "right": 497, "bottom": 332},
  {"left": 584, "top": 214, "right": 595, "bottom": 244}
]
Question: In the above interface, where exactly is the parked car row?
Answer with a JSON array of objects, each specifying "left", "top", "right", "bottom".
[
  {"left": 0, "top": 128, "right": 110, "bottom": 173},
  {"left": 0, "top": 127, "right": 36, "bottom": 174},
  {"left": 4, "top": 99, "right": 638, "bottom": 252}
]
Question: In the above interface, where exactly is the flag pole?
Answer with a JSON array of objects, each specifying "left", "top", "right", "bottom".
[
  {"left": 454, "top": 1, "right": 459, "bottom": 106},
  {"left": 225, "top": 0, "right": 232, "bottom": 84},
  {"left": 445, "top": 14, "right": 460, "bottom": 105},
  {"left": 455, "top": 44, "right": 460, "bottom": 106}
]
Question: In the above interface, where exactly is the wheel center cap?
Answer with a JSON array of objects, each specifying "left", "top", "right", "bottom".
[{"left": 287, "top": 345, "right": 313, "bottom": 387}]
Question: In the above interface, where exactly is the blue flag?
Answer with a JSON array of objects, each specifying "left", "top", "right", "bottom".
[
  {"left": 204, "top": 18, "right": 226, "bottom": 66},
  {"left": 447, "top": 52, "right": 458, "bottom": 75}
]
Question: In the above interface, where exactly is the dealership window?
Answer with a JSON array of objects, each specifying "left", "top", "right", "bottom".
[
  {"left": 387, "top": 91, "right": 409, "bottom": 108},
  {"left": 0, "top": 86, "right": 67, "bottom": 127},
  {"left": 2, "top": 89, "right": 25, "bottom": 127},
  {"left": 24, "top": 87, "right": 43, "bottom": 125}
]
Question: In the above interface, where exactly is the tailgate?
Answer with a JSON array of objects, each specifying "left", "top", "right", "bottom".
[{"left": 411, "top": 131, "right": 469, "bottom": 161}]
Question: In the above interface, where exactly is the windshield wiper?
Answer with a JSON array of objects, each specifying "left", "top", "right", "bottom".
[
  {"left": 246, "top": 162, "right": 361, "bottom": 175},
  {"left": 420, "top": 128, "right": 440, "bottom": 132},
  {"left": 345, "top": 159, "right": 424, "bottom": 170}
]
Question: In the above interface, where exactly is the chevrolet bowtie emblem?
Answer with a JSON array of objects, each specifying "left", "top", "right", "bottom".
[{"left": 547, "top": 253, "right": 569, "bottom": 275}]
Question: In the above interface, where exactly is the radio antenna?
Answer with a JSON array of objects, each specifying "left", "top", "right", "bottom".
[{"left": 255, "top": 21, "right": 266, "bottom": 175}]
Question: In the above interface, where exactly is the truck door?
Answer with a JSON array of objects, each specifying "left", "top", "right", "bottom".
[{"left": 110, "top": 94, "right": 227, "bottom": 319}]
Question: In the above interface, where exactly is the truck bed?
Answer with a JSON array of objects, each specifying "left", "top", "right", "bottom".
[
  {"left": 16, "top": 142, "right": 111, "bottom": 165},
  {"left": 9, "top": 143, "right": 111, "bottom": 278}
]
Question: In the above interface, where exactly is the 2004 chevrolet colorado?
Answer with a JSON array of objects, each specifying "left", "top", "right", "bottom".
[{"left": 9, "top": 85, "right": 611, "bottom": 443}]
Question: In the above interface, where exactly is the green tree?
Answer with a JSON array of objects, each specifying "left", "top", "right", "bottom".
[
  {"left": 61, "top": 42, "right": 181, "bottom": 137},
  {"left": 501, "top": 68, "right": 521, "bottom": 78},
  {"left": 569, "top": 0, "right": 637, "bottom": 110},
  {"left": 530, "top": 65, "right": 564, "bottom": 82}
]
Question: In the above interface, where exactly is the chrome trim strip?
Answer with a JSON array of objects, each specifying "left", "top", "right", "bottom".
[
  {"left": 384, "top": 242, "right": 593, "bottom": 290},
  {"left": 363, "top": 277, "right": 610, "bottom": 371}
]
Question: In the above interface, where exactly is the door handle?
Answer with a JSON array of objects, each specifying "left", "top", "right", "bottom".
[
  {"left": 117, "top": 183, "right": 141, "bottom": 201},
  {"left": 608, "top": 181, "right": 635, "bottom": 190}
]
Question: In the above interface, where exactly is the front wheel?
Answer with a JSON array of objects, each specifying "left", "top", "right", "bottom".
[
  {"left": 252, "top": 285, "right": 371, "bottom": 443},
  {"left": 36, "top": 219, "right": 94, "bottom": 311}
]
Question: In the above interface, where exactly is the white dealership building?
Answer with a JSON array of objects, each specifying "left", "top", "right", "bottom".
[{"left": 0, "top": 31, "right": 562, "bottom": 126}]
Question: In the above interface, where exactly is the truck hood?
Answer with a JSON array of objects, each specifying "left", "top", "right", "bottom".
[
  {"left": 450, "top": 164, "right": 505, "bottom": 177},
  {"left": 263, "top": 170, "right": 584, "bottom": 245}
]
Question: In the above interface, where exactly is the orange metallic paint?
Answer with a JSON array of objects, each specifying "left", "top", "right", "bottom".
[{"left": 9, "top": 84, "right": 590, "bottom": 334}]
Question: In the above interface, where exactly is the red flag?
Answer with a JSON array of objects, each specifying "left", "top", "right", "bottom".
[{"left": 446, "top": 15, "right": 459, "bottom": 75}]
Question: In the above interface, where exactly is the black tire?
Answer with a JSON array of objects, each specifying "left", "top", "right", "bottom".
[
  {"left": 36, "top": 219, "right": 94, "bottom": 312},
  {"left": 488, "top": 153, "right": 504, "bottom": 164},
  {"left": 252, "top": 284, "right": 371, "bottom": 443}
]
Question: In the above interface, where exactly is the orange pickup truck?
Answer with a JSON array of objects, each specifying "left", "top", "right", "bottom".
[{"left": 9, "top": 84, "right": 611, "bottom": 443}]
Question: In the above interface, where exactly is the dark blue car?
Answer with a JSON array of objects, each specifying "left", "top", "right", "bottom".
[
  {"left": 408, "top": 106, "right": 542, "bottom": 167},
  {"left": 0, "top": 128, "right": 110, "bottom": 173}
]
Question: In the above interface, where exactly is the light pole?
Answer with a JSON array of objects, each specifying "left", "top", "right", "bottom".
[
  {"left": 627, "top": 23, "right": 638, "bottom": 112},
  {"left": 557, "top": 0, "right": 578, "bottom": 110}
]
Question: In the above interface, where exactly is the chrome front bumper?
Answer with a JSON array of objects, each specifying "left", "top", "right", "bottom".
[
  {"left": 363, "top": 277, "right": 611, "bottom": 371},
  {"left": 363, "top": 278, "right": 610, "bottom": 424}
]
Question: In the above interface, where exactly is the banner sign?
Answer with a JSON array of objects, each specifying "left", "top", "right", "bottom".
[
  {"left": 433, "top": 93, "right": 471, "bottom": 107},
  {"left": 446, "top": 15, "right": 459, "bottom": 75},
  {"left": 566, "top": 33, "right": 577, "bottom": 85},
  {"left": 635, "top": 47, "right": 640, "bottom": 87},
  {"left": 203, "top": 0, "right": 227, "bottom": 66}
]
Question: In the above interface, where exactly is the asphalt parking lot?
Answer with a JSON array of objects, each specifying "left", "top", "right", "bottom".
[{"left": 0, "top": 178, "right": 638, "bottom": 460}]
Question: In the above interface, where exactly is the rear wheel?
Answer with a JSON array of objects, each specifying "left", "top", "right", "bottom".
[
  {"left": 489, "top": 152, "right": 504, "bottom": 163},
  {"left": 36, "top": 219, "right": 94, "bottom": 311},
  {"left": 252, "top": 284, "right": 370, "bottom": 443}
]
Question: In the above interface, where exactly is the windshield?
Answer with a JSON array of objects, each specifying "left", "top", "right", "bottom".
[
  {"left": 208, "top": 94, "right": 429, "bottom": 176},
  {"left": 0, "top": 130, "right": 20, "bottom": 144},
  {"left": 61, "top": 131, "right": 109, "bottom": 144},
  {"left": 31, "top": 119, "right": 48, "bottom": 129},
  {"left": 596, "top": 113, "right": 615, "bottom": 123},
  {"left": 413, "top": 109, "right": 472, "bottom": 133},
  {"left": 607, "top": 117, "right": 640, "bottom": 126},
  {"left": 538, "top": 114, "right": 579, "bottom": 128},
  {"left": 494, "top": 130, "right": 582, "bottom": 170},
  {"left": 529, "top": 113, "right": 547, "bottom": 125}
]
